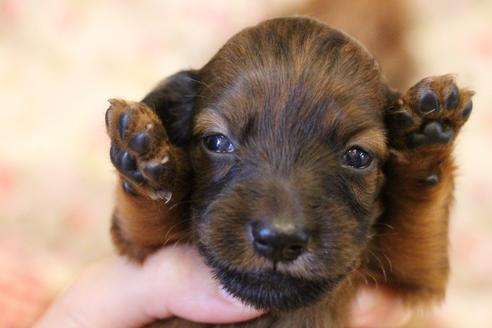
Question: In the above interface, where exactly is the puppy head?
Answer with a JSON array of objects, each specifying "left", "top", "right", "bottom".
[{"left": 167, "top": 17, "right": 394, "bottom": 311}]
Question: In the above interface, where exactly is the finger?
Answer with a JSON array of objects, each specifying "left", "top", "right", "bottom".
[
  {"left": 34, "top": 256, "right": 150, "bottom": 328},
  {"left": 34, "top": 246, "right": 263, "bottom": 328},
  {"left": 141, "top": 245, "right": 264, "bottom": 324},
  {"left": 348, "top": 288, "right": 412, "bottom": 328}
]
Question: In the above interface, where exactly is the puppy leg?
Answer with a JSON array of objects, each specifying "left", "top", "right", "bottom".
[
  {"left": 371, "top": 75, "right": 474, "bottom": 304},
  {"left": 106, "top": 99, "right": 191, "bottom": 262}
]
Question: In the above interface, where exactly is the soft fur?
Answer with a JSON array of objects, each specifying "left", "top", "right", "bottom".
[{"left": 104, "top": 8, "right": 474, "bottom": 328}]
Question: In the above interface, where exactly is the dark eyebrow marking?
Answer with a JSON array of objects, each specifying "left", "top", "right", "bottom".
[
  {"left": 241, "top": 114, "right": 258, "bottom": 142},
  {"left": 193, "top": 109, "right": 230, "bottom": 136}
]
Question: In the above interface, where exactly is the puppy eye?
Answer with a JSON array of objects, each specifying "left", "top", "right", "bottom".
[
  {"left": 203, "top": 134, "right": 235, "bottom": 153},
  {"left": 343, "top": 147, "right": 372, "bottom": 169}
]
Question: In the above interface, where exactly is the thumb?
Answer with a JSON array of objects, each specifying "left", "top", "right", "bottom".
[
  {"left": 139, "top": 245, "right": 264, "bottom": 324},
  {"left": 35, "top": 245, "right": 263, "bottom": 328}
]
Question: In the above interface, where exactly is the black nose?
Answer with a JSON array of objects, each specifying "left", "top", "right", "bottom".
[{"left": 250, "top": 221, "right": 309, "bottom": 262}]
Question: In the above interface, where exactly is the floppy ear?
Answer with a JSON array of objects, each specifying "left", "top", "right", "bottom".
[{"left": 142, "top": 70, "right": 200, "bottom": 146}]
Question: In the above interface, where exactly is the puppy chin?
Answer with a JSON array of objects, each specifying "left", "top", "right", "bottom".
[{"left": 198, "top": 242, "right": 344, "bottom": 311}]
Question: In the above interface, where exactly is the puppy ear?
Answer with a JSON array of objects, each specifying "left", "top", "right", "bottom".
[{"left": 142, "top": 70, "right": 200, "bottom": 146}]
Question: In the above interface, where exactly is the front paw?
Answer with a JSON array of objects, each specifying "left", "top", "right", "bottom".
[
  {"left": 105, "top": 99, "right": 179, "bottom": 202},
  {"left": 386, "top": 74, "right": 474, "bottom": 149}
]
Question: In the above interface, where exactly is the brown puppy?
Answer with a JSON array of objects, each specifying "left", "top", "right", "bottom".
[{"left": 105, "top": 17, "right": 473, "bottom": 328}]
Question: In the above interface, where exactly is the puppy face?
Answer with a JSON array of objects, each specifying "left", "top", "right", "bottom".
[{"left": 187, "top": 18, "right": 391, "bottom": 311}]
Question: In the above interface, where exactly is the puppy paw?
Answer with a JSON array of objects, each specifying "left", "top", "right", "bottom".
[
  {"left": 386, "top": 74, "right": 474, "bottom": 150},
  {"left": 105, "top": 99, "right": 178, "bottom": 202}
]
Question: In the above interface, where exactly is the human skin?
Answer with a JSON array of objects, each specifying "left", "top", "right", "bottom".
[{"left": 35, "top": 245, "right": 410, "bottom": 328}]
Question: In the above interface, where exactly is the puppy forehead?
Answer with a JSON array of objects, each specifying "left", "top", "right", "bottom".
[
  {"left": 194, "top": 17, "right": 387, "bottom": 143},
  {"left": 193, "top": 72, "right": 384, "bottom": 141},
  {"left": 194, "top": 97, "right": 384, "bottom": 153}
]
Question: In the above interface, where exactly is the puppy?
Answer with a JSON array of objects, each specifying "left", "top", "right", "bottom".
[{"left": 105, "top": 17, "right": 474, "bottom": 328}]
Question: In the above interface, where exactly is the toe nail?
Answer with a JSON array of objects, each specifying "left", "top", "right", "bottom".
[
  {"left": 420, "top": 91, "right": 439, "bottom": 113},
  {"left": 128, "top": 132, "right": 150, "bottom": 155},
  {"left": 118, "top": 112, "right": 130, "bottom": 139},
  {"left": 121, "top": 151, "right": 137, "bottom": 172},
  {"left": 445, "top": 86, "right": 460, "bottom": 110},
  {"left": 163, "top": 191, "right": 172, "bottom": 204},
  {"left": 462, "top": 101, "right": 473, "bottom": 120},
  {"left": 105, "top": 107, "right": 112, "bottom": 129}
]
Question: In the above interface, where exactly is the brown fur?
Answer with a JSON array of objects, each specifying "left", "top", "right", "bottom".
[{"left": 105, "top": 9, "right": 474, "bottom": 328}]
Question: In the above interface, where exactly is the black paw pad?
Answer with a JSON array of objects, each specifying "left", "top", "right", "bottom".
[
  {"left": 423, "top": 121, "right": 453, "bottom": 141},
  {"left": 118, "top": 112, "right": 130, "bottom": 139},
  {"left": 115, "top": 151, "right": 144, "bottom": 183},
  {"left": 128, "top": 132, "right": 150, "bottom": 155},
  {"left": 419, "top": 91, "right": 439, "bottom": 113},
  {"left": 421, "top": 174, "right": 440, "bottom": 186},
  {"left": 408, "top": 133, "right": 427, "bottom": 147},
  {"left": 121, "top": 151, "right": 137, "bottom": 172},
  {"left": 409, "top": 121, "right": 453, "bottom": 147},
  {"left": 445, "top": 85, "right": 460, "bottom": 110},
  {"left": 143, "top": 162, "right": 166, "bottom": 182},
  {"left": 122, "top": 180, "right": 138, "bottom": 195},
  {"left": 462, "top": 101, "right": 473, "bottom": 120},
  {"left": 110, "top": 145, "right": 121, "bottom": 167}
]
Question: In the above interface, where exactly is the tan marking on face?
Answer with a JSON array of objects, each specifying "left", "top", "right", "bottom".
[
  {"left": 348, "top": 128, "right": 387, "bottom": 160},
  {"left": 194, "top": 109, "right": 230, "bottom": 136}
]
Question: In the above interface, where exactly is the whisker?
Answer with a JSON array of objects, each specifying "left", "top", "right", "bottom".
[
  {"left": 168, "top": 198, "right": 198, "bottom": 212},
  {"left": 382, "top": 253, "right": 394, "bottom": 274},
  {"left": 364, "top": 271, "right": 379, "bottom": 286},
  {"left": 161, "top": 220, "right": 184, "bottom": 245},
  {"left": 368, "top": 249, "right": 387, "bottom": 282}
]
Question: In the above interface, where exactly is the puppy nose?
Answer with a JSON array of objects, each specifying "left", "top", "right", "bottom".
[{"left": 250, "top": 221, "right": 308, "bottom": 262}]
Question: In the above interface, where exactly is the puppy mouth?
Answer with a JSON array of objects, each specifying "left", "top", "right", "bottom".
[{"left": 198, "top": 242, "right": 344, "bottom": 311}]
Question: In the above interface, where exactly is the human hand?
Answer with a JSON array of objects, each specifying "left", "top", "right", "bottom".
[
  {"left": 348, "top": 287, "right": 412, "bottom": 328},
  {"left": 35, "top": 245, "right": 411, "bottom": 328}
]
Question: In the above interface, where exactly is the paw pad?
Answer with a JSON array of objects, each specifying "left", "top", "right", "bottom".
[
  {"left": 143, "top": 162, "right": 166, "bottom": 182},
  {"left": 419, "top": 91, "right": 439, "bottom": 113},
  {"left": 445, "top": 85, "right": 460, "bottom": 110},
  {"left": 128, "top": 132, "right": 150, "bottom": 155},
  {"left": 118, "top": 112, "right": 130, "bottom": 139},
  {"left": 421, "top": 174, "right": 440, "bottom": 187},
  {"left": 462, "top": 101, "right": 473, "bottom": 120},
  {"left": 387, "top": 74, "right": 474, "bottom": 149},
  {"left": 122, "top": 180, "right": 137, "bottom": 195},
  {"left": 409, "top": 121, "right": 453, "bottom": 148},
  {"left": 106, "top": 99, "right": 176, "bottom": 200}
]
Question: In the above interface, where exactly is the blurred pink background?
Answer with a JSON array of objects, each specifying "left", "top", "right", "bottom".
[{"left": 0, "top": 0, "right": 491, "bottom": 327}]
